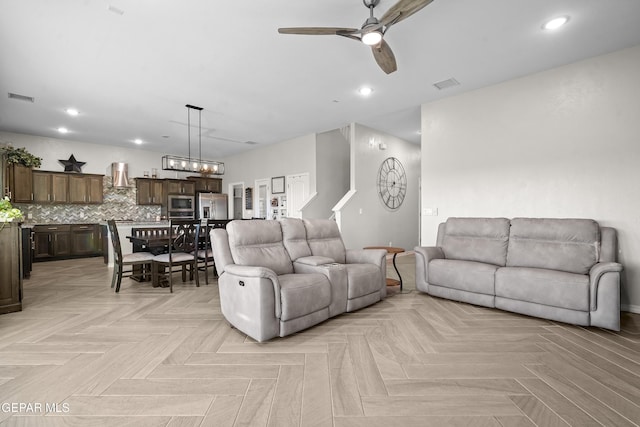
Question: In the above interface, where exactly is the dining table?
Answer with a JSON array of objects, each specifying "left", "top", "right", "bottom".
[{"left": 125, "top": 222, "right": 227, "bottom": 287}]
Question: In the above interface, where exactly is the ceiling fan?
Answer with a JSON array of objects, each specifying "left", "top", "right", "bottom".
[{"left": 278, "top": 0, "right": 435, "bottom": 74}]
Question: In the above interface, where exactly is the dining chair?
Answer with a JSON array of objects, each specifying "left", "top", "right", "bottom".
[
  {"left": 196, "top": 219, "right": 231, "bottom": 284},
  {"left": 152, "top": 219, "right": 201, "bottom": 293},
  {"left": 107, "top": 220, "right": 156, "bottom": 293}
]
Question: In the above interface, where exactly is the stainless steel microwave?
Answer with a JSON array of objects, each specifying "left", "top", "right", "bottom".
[{"left": 167, "top": 195, "right": 194, "bottom": 211}]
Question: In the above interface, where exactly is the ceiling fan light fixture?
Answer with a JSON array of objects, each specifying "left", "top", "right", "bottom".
[{"left": 362, "top": 30, "right": 382, "bottom": 46}]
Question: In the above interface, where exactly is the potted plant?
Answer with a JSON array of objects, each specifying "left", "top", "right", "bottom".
[
  {"left": 0, "top": 196, "right": 24, "bottom": 231},
  {"left": 1, "top": 146, "right": 42, "bottom": 168}
]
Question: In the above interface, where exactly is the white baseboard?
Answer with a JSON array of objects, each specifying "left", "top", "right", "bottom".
[{"left": 621, "top": 304, "right": 640, "bottom": 314}]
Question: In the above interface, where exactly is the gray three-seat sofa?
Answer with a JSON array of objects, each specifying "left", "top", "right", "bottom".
[{"left": 415, "top": 217, "right": 623, "bottom": 330}]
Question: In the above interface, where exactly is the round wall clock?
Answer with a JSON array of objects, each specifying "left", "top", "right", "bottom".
[{"left": 377, "top": 157, "right": 407, "bottom": 210}]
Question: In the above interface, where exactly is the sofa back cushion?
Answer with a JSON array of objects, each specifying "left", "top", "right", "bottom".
[
  {"left": 506, "top": 218, "right": 600, "bottom": 275},
  {"left": 303, "top": 219, "right": 346, "bottom": 263},
  {"left": 440, "top": 217, "right": 510, "bottom": 266},
  {"left": 280, "top": 218, "right": 312, "bottom": 261},
  {"left": 210, "top": 228, "right": 234, "bottom": 275},
  {"left": 226, "top": 220, "right": 293, "bottom": 275}
]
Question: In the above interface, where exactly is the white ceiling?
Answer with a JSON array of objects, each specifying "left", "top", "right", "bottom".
[{"left": 1, "top": 0, "right": 640, "bottom": 159}]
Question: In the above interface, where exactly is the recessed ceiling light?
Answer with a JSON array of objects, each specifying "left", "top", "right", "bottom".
[
  {"left": 65, "top": 108, "right": 79, "bottom": 116},
  {"left": 57, "top": 127, "right": 68, "bottom": 134},
  {"left": 358, "top": 86, "right": 373, "bottom": 96},
  {"left": 134, "top": 138, "right": 143, "bottom": 145},
  {"left": 543, "top": 16, "right": 569, "bottom": 31}
]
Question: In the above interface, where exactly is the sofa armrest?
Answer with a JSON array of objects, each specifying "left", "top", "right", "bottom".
[
  {"left": 414, "top": 246, "right": 445, "bottom": 292},
  {"left": 346, "top": 248, "right": 386, "bottom": 267},
  {"left": 224, "top": 264, "right": 282, "bottom": 318},
  {"left": 589, "top": 262, "right": 623, "bottom": 311}
]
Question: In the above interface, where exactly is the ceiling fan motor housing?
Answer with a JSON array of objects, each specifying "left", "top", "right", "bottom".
[{"left": 362, "top": 16, "right": 380, "bottom": 29}]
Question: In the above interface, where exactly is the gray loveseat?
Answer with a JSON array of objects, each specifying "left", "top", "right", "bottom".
[
  {"left": 415, "top": 217, "right": 623, "bottom": 330},
  {"left": 210, "top": 218, "right": 387, "bottom": 342}
]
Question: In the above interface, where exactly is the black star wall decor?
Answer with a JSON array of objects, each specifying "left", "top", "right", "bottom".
[{"left": 59, "top": 154, "right": 86, "bottom": 173}]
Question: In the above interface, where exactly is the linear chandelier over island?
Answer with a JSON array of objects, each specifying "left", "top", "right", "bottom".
[{"left": 161, "top": 104, "right": 225, "bottom": 176}]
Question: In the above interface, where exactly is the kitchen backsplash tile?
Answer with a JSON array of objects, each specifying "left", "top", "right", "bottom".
[{"left": 16, "top": 177, "right": 160, "bottom": 224}]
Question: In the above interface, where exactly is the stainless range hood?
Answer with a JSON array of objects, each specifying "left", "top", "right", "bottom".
[{"left": 111, "top": 162, "right": 129, "bottom": 188}]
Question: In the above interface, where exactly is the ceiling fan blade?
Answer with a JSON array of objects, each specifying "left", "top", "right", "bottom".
[
  {"left": 372, "top": 39, "right": 397, "bottom": 74},
  {"left": 278, "top": 27, "right": 358, "bottom": 35},
  {"left": 381, "top": 0, "right": 434, "bottom": 28}
]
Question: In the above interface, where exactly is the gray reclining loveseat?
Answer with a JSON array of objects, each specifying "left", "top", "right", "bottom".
[
  {"left": 210, "top": 218, "right": 387, "bottom": 342},
  {"left": 415, "top": 217, "right": 623, "bottom": 330}
]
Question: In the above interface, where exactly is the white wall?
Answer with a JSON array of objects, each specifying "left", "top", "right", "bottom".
[
  {"left": 340, "top": 123, "right": 420, "bottom": 250},
  {"left": 0, "top": 131, "right": 191, "bottom": 180},
  {"left": 221, "top": 133, "right": 317, "bottom": 219},
  {"left": 420, "top": 44, "right": 640, "bottom": 312}
]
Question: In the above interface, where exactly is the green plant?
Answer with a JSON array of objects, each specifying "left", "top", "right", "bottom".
[
  {"left": 1, "top": 146, "right": 42, "bottom": 168},
  {"left": 0, "top": 196, "right": 24, "bottom": 229}
]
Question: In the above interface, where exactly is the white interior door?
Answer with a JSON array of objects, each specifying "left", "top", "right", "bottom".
[
  {"left": 230, "top": 183, "right": 244, "bottom": 219},
  {"left": 255, "top": 178, "right": 269, "bottom": 219},
  {"left": 287, "top": 173, "right": 309, "bottom": 219}
]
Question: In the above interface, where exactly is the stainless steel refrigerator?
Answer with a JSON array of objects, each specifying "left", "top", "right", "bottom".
[{"left": 197, "top": 193, "right": 228, "bottom": 220}]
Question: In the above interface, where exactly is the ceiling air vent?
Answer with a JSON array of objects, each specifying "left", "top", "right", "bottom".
[
  {"left": 433, "top": 78, "right": 460, "bottom": 91},
  {"left": 8, "top": 92, "right": 35, "bottom": 103}
]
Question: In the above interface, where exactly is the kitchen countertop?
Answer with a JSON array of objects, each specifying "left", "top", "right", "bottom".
[{"left": 21, "top": 220, "right": 171, "bottom": 228}]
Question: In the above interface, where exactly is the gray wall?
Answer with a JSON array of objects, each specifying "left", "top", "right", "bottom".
[
  {"left": 420, "top": 44, "right": 640, "bottom": 313},
  {"left": 340, "top": 123, "right": 420, "bottom": 250},
  {"left": 221, "top": 133, "right": 317, "bottom": 219},
  {"left": 302, "top": 128, "right": 350, "bottom": 219}
]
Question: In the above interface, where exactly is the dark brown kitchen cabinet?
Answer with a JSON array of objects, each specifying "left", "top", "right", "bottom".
[
  {"left": 165, "top": 179, "right": 195, "bottom": 195},
  {"left": 0, "top": 223, "right": 22, "bottom": 314},
  {"left": 32, "top": 171, "right": 68, "bottom": 203},
  {"left": 33, "top": 223, "right": 102, "bottom": 261},
  {"left": 187, "top": 176, "right": 222, "bottom": 193},
  {"left": 33, "top": 225, "right": 71, "bottom": 260},
  {"left": 5, "top": 164, "right": 32, "bottom": 203},
  {"left": 71, "top": 224, "right": 102, "bottom": 255},
  {"left": 69, "top": 174, "right": 103, "bottom": 204},
  {"left": 136, "top": 178, "right": 165, "bottom": 205}
]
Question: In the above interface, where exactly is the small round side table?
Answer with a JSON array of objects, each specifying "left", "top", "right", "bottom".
[{"left": 363, "top": 246, "right": 405, "bottom": 291}]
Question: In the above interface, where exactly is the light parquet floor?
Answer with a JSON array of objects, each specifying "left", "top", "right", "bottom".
[{"left": 0, "top": 254, "right": 639, "bottom": 426}]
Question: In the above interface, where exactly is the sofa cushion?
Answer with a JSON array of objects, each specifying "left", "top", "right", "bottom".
[
  {"left": 506, "top": 218, "right": 599, "bottom": 275},
  {"left": 303, "top": 219, "right": 347, "bottom": 264},
  {"left": 495, "top": 267, "right": 589, "bottom": 311},
  {"left": 227, "top": 220, "right": 293, "bottom": 275},
  {"left": 344, "top": 264, "right": 382, "bottom": 299},
  {"left": 278, "top": 273, "right": 331, "bottom": 322},
  {"left": 441, "top": 218, "right": 510, "bottom": 266},
  {"left": 429, "top": 259, "right": 498, "bottom": 295},
  {"left": 280, "top": 218, "right": 312, "bottom": 261}
]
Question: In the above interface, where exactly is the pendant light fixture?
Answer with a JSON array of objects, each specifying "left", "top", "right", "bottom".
[{"left": 161, "top": 104, "right": 225, "bottom": 175}]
